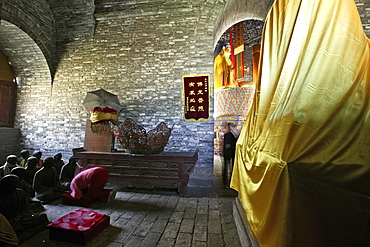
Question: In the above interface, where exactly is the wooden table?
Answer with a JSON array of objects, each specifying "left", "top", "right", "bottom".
[{"left": 73, "top": 149, "right": 198, "bottom": 195}]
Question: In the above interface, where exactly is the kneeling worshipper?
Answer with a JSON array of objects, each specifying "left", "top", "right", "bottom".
[
  {"left": 69, "top": 167, "right": 116, "bottom": 202},
  {"left": 0, "top": 213, "right": 18, "bottom": 247},
  {"left": 33, "top": 157, "right": 68, "bottom": 204},
  {"left": 0, "top": 155, "right": 20, "bottom": 178},
  {"left": 0, "top": 175, "right": 49, "bottom": 243}
]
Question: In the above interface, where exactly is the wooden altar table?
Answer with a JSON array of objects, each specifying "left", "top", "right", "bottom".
[{"left": 73, "top": 149, "right": 199, "bottom": 195}]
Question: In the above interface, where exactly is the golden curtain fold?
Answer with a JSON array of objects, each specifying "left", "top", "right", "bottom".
[{"left": 231, "top": 0, "right": 370, "bottom": 246}]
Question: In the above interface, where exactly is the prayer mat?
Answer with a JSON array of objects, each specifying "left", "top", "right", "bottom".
[{"left": 47, "top": 208, "right": 110, "bottom": 245}]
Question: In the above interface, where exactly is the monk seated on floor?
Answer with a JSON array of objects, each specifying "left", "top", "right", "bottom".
[
  {"left": 62, "top": 167, "right": 116, "bottom": 207},
  {"left": 0, "top": 174, "right": 49, "bottom": 244},
  {"left": 33, "top": 157, "right": 69, "bottom": 204}
]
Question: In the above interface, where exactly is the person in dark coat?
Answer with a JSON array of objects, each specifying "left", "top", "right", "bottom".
[
  {"left": 222, "top": 123, "right": 238, "bottom": 187},
  {"left": 53, "top": 153, "right": 64, "bottom": 176},
  {"left": 10, "top": 167, "right": 35, "bottom": 198},
  {"left": 24, "top": 157, "right": 40, "bottom": 186},
  {"left": 0, "top": 174, "right": 49, "bottom": 243},
  {"left": 60, "top": 156, "right": 77, "bottom": 188},
  {"left": 33, "top": 157, "right": 68, "bottom": 203}
]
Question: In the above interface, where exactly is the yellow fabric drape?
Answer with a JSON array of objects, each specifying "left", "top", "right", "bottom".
[
  {"left": 0, "top": 213, "right": 18, "bottom": 246},
  {"left": 231, "top": 0, "right": 370, "bottom": 246}
]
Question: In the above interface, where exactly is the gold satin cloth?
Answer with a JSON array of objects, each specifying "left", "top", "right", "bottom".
[{"left": 230, "top": 0, "right": 370, "bottom": 246}]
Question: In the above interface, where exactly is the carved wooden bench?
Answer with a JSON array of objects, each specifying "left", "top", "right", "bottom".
[{"left": 73, "top": 149, "right": 198, "bottom": 196}]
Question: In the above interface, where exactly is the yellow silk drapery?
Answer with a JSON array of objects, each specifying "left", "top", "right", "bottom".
[{"left": 230, "top": 0, "right": 370, "bottom": 246}]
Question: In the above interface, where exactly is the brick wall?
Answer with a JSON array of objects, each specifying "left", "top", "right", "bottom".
[{"left": 0, "top": 128, "right": 21, "bottom": 163}]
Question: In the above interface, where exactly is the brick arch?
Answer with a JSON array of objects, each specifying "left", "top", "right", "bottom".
[
  {"left": 0, "top": 21, "right": 52, "bottom": 87},
  {"left": 2, "top": 0, "right": 56, "bottom": 78},
  {"left": 213, "top": 0, "right": 275, "bottom": 48}
]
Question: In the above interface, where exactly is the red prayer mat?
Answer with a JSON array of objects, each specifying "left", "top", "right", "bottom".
[{"left": 48, "top": 208, "right": 110, "bottom": 245}]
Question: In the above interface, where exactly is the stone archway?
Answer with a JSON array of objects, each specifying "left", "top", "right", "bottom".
[
  {"left": 0, "top": 20, "right": 52, "bottom": 160},
  {"left": 0, "top": 20, "right": 52, "bottom": 87},
  {"left": 211, "top": 0, "right": 274, "bottom": 189},
  {"left": 213, "top": 0, "right": 275, "bottom": 48}
]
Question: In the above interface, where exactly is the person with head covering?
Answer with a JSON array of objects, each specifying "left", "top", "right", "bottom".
[
  {"left": 24, "top": 157, "right": 40, "bottom": 186},
  {"left": 32, "top": 151, "right": 43, "bottom": 168},
  {"left": 10, "top": 167, "right": 35, "bottom": 198},
  {"left": 69, "top": 166, "right": 116, "bottom": 202},
  {"left": 53, "top": 153, "right": 64, "bottom": 176},
  {"left": 18, "top": 150, "right": 30, "bottom": 167},
  {"left": 60, "top": 156, "right": 77, "bottom": 188},
  {"left": 33, "top": 157, "right": 68, "bottom": 204},
  {"left": 0, "top": 155, "right": 20, "bottom": 178},
  {"left": 10, "top": 167, "right": 44, "bottom": 213},
  {"left": 0, "top": 174, "right": 49, "bottom": 243},
  {"left": 214, "top": 43, "right": 236, "bottom": 89}
]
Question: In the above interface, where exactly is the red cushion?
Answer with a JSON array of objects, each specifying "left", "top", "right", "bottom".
[
  {"left": 61, "top": 193, "right": 95, "bottom": 207},
  {"left": 47, "top": 208, "right": 110, "bottom": 245}
]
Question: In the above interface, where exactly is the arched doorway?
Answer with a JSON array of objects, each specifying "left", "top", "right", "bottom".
[
  {"left": 213, "top": 19, "right": 264, "bottom": 187},
  {"left": 211, "top": 0, "right": 275, "bottom": 190}
]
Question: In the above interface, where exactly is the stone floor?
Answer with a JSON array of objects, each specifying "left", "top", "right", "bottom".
[{"left": 20, "top": 155, "right": 241, "bottom": 247}]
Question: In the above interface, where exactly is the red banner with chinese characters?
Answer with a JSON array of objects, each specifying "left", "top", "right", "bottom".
[{"left": 182, "top": 74, "right": 210, "bottom": 122}]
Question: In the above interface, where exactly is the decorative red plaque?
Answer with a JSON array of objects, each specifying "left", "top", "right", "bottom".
[{"left": 182, "top": 74, "right": 210, "bottom": 122}]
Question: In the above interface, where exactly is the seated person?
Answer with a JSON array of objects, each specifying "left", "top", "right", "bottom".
[
  {"left": 69, "top": 167, "right": 115, "bottom": 202},
  {"left": 33, "top": 157, "right": 68, "bottom": 204},
  {"left": 10, "top": 167, "right": 35, "bottom": 198},
  {"left": 53, "top": 153, "right": 64, "bottom": 176},
  {"left": 60, "top": 156, "right": 77, "bottom": 188},
  {"left": 0, "top": 155, "right": 20, "bottom": 178},
  {"left": 10, "top": 167, "right": 44, "bottom": 213},
  {"left": 24, "top": 157, "right": 40, "bottom": 186},
  {"left": 32, "top": 151, "right": 43, "bottom": 168},
  {"left": 18, "top": 150, "right": 30, "bottom": 167},
  {"left": 0, "top": 175, "right": 49, "bottom": 243}
]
